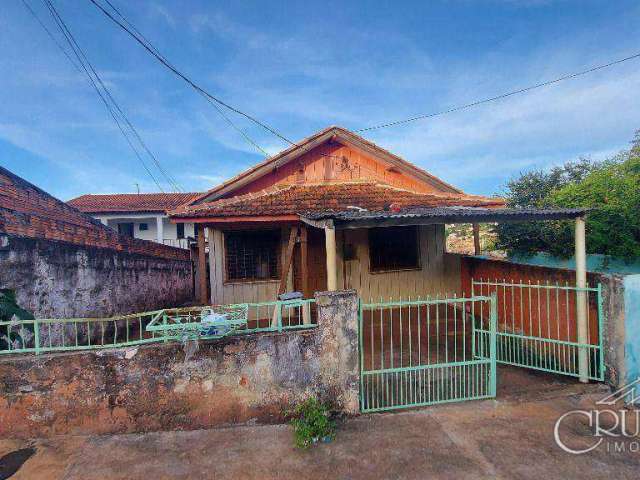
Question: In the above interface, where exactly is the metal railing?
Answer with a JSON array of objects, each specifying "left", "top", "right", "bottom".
[
  {"left": 471, "top": 279, "right": 604, "bottom": 381},
  {"left": 359, "top": 294, "right": 497, "bottom": 412},
  {"left": 161, "top": 238, "right": 191, "bottom": 249},
  {"left": 0, "top": 300, "right": 316, "bottom": 356}
]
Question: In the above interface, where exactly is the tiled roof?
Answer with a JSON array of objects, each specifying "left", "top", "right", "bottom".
[
  {"left": 170, "top": 182, "right": 505, "bottom": 219},
  {"left": 0, "top": 167, "right": 190, "bottom": 261},
  {"left": 68, "top": 192, "right": 200, "bottom": 214}
]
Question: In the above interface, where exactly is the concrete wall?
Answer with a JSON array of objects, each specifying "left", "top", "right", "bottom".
[
  {"left": 623, "top": 275, "right": 640, "bottom": 400},
  {"left": 0, "top": 290, "right": 359, "bottom": 439},
  {"left": 0, "top": 236, "right": 193, "bottom": 318}
]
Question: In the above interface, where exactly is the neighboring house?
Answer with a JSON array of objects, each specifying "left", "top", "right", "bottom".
[
  {"left": 0, "top": 166, "right": 193, "bottom": 317},
  {"left": 169, "top": 126, "right": 587, "bottom": 306},
  {"left": 68, "top": 192, "right": 200, "bottom": 249}
]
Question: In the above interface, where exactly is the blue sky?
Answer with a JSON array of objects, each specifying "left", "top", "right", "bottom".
[{"left": 1, "top": 0, "right": 639, "bottom": 200}]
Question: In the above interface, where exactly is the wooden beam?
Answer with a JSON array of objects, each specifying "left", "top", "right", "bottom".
[
  {"left": 472, "top": 223, "right": 481, "bottom": 255},
  {"left": 278, "top": 226, "right": 299, "bottom": 295},
  {"left": 197, "top": 224, "right": 208, "bottom": 305},
  {"left": 325, "top": 226, "right": 337, "bottom": 291},
  {"left": 300, "top": 225, "right": 309, "bottom": 298},
  {"left": 171, "top": 214, "right": 300, "bottom": 224}
]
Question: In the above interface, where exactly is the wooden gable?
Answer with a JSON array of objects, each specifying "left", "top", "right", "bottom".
[{"left": 223, "top": 139, "right": 447, "bottom": 199}]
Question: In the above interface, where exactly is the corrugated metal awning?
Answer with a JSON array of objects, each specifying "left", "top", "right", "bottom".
[{"left": 300, "top": 206, "right": 588, "bottom": 229}]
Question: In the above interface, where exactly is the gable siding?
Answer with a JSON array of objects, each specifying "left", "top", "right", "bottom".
[{"left": 222, "top": 143, "right": 444, "bottom": 199}]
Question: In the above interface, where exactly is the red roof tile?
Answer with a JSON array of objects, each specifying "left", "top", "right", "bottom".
[
  {"left": 170, "top": 182, "right": 505, "bottom": 219},
  {"left": 68, "top": 192, "right": 200, "bottom": 214},
  {"left": 0, "top": 167, "right": 190, "bottom": 261}
]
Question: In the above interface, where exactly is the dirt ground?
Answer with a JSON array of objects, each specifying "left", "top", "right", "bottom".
[{"left": 1, "top": 372, "right": 638, "bottom": 480}]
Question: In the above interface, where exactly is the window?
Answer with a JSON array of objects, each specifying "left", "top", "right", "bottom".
[
  {"left": 139, "top": 223, "right": 148, "bottom": 231},
  {"left": 225, "top": 230, "right": 281, "bottom": 282},
  {"left": 117, "top": 222, "right": 134, "bottom": 238},
  {"left": 369, "top": 226, "right": 420, "bottom": 272},
  {"left": 176, "top": 223, "right": 185, "bottom": 239}
]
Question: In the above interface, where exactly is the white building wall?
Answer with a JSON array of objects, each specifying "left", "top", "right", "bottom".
[{"left": 91, "top": 213, "right": 194, "bottom": 248}]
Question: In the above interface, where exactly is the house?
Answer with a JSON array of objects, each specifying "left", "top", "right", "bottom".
[
  {"left": 167, "top": 125, "right": 617, "bottom": 405},
  {"left": 169, "top": 125, "right": 583, "bottom": 306},
  {"left": 68, "top": 192, "right": 200, "bottom": 249},
  {"left": 0, "top": 166, "right": 193, "bottom": 317}
]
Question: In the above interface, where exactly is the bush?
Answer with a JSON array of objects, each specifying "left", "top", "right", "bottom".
[{"left": 289, "top": 397, "right": 336, "bottom": 449}]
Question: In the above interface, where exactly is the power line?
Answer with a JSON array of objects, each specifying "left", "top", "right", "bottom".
[
  {"left": 25, "top": 0, "right": 184, "bottom": 192},
  {"left": 356, "top": 51, "right": 640, "bottom": 133},
  {"left": 100, "top": 0, "right": 270, "bottom": 157},
  {"left": 88, "top": 0, "right": 296, "bottom": 149},
  {"left": 46, "top": 0, "right": 184, "bottom": 192},
  {"left": 38, "top": 0, "right": 167, "bottom": 192}
]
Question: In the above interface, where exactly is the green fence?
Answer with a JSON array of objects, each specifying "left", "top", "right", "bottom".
[
  {"left": 0, "top": 300, "right": 316, "bottom": 356},
  {"left": 471, "top": 279, "right": 604, "bottom": 381},
  {"left": 359, "top": 295, "right": 497, "bottom": 413}
]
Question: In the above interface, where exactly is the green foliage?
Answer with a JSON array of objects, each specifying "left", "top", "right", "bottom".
[
  {"left": 289, "top": 397, "right": 336, "bottom": 449},
  {"left": 496, "top": 130, "right": 640, "bottom": 259},
  {"left": 0, "top": 289, "right": 34, "bottom": 322}
]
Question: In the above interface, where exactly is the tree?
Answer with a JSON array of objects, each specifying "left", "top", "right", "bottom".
[
  {"left": 495, "top": 130, "right": 640, "bottom": 259},
  {"left": 494, "top": 159, "right": 598, "bottom": 256}
]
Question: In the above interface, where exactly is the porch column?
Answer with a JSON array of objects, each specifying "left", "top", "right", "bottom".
[
  {"left": 156, "top": 215, "right": 164, "bottom": 244},
  {"left": 325, "top": 225, "right": 338, "bottom": 291},
  {"left": 575, "top": 216, "right": 589, "bottom": 383},
  {"left": 197, "top": 224, "right": 208, "bottom": 305}
]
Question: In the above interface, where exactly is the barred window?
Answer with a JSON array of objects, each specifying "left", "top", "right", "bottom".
[
  {"left": 369, "top": 226, "right": 420, "bottom": 272},
  {"left": 225, "top": 230, "right": 280, "bottom": 282}
]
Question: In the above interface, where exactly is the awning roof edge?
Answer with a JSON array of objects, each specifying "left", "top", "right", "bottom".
[{"left": 300, "top": 207, "right": 588, "bottom": 229}]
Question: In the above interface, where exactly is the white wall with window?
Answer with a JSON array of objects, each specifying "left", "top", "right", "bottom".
[{"left": 91, "top": 213, "right": 195, "bottom": 249}]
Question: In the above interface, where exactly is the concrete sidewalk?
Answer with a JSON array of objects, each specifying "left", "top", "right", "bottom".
[{"left": 1, "top": 385, "right": 638, "bottom": 480}]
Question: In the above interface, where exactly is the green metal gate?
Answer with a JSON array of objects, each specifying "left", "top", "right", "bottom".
[
  {"left": 471, "top": 279, "right": 604, "bottom": 381},
  {"left": 359, "top": 295, "right": 497, "bottom": 413}
]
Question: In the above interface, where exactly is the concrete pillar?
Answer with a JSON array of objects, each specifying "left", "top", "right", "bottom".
[
  {"left": 575, "top": 216, "right": 589, "bottom": 383},
  {"left": 156, "top": 216, "right": 164, "bottom": 244},
  {"left": 314, "top": 290, "right": 360, "bottom": 413},
  {"left": 325, "top": 225, "right": 337, "bottom": 291}
]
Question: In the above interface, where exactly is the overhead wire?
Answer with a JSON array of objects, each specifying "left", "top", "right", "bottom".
[
  {"left": 26, "top": 0, "right": 184, "bottom": 192},
  {"left": 89, "top": 0, "right": 294, "bottom": 151}
]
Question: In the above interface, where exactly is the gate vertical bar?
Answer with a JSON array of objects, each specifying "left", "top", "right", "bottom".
[
  {"left": 489, "top": 292, "right": 498, "bottom": 397},
  {"left": 597, "top": 283, "right": 605, "bottom": 381}
]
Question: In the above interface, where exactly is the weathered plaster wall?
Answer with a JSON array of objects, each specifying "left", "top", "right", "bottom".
[
  {"left": 0, "top": 236, "right": 193, "bottom": 318},
  {"left": 0, "top": 290, "right": 359, "bottom": 439}
]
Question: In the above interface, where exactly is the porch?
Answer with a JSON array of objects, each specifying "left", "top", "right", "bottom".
[{"left": 187, "top": 205, "right": 603, "bottom": 412}]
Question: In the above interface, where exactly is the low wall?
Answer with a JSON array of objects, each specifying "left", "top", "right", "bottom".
[
  {"left": 0, "top": 236, "right": 193, "bottom": 318},
  {"left": 0, "top": 290, "right": 359, "bottom": 439},
  {"left": 460, "top": 256, "right": 627, "bottom": 388}
]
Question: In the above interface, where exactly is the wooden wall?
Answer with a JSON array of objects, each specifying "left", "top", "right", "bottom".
[
  {"left": 224, "top": 142, "right": 445, "bottom": 199},
  {"left": 208, "top": 226, "right": 293, "bottom": 305},
  {"left": 207, "top": 223, "right": 462, "bottom": 306},
  {"left": 342, "top": 225, "right": 462, "bottom": 301}
]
